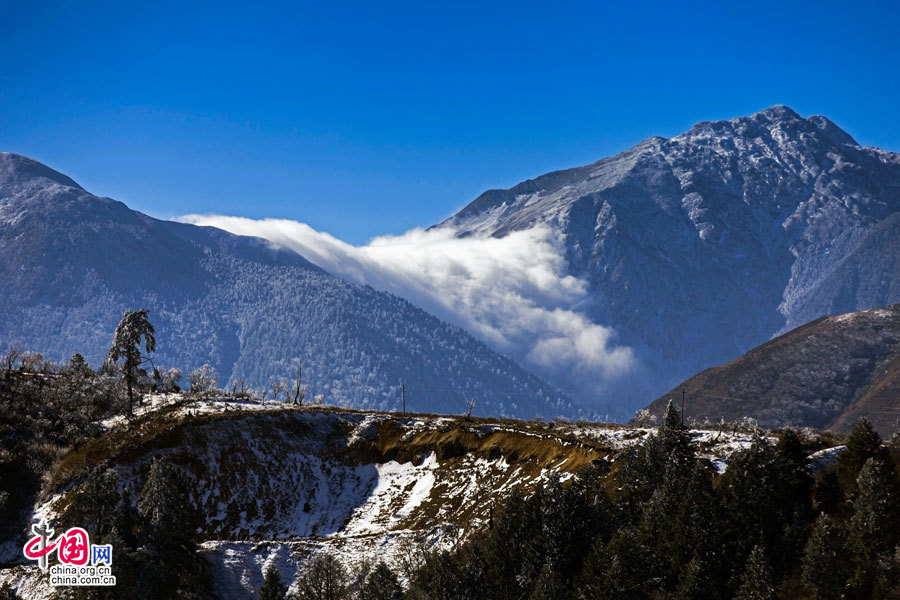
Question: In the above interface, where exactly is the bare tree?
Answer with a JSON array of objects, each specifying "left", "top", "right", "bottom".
[
  {"left": 231, "top": 377, "right": 248, "bottom": 398},
  {"left": 106, "top": 309, "right": 156, "bottom": 416},
  {"left": 345, "top": 557, "right": 376, "bottom": 600},
  {"left": 19, "top": 351, "right": 45, "bottom": 373},
  {"left": 189, "top": 364, "right": 218, "bottom": 394},
  {"left": 633, "top": 408, "right": 658, "bottom": 427},
  {"left": 396, "top": 534, "right": 429, "bottom": 583},
  {"left": 155, "top": 367, "right": 181, "bottom": 393},
  {"left": 464, "top": 396, "right": 477, "bottom": 421},
  {"left": 295, "top": 551, "right": 347, "bottom": 600},
  {"left": 2, "top": 343, "right": 21, "bottom": 371},
  {"left": 290, "top": 356, "right": 309, "bottom": 405}
]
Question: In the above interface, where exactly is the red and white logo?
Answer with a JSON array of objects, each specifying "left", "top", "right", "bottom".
[{"left": 23, "top": 519, "right": 115, "bottom": 587}]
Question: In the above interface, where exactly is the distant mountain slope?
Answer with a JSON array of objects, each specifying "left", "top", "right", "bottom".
[
  {"left": 437, "top": 106, "right": 900, "bottom": 417},
  {"left": 638, "top": 304, "right": 900, "bottom": 435},
  {"left": 0, "top": 152, "right": 572, "bottom": 418}
]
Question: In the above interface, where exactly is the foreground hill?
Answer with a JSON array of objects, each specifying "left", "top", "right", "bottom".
[
  {"left": 7, "top": 392, "right": 895, "bottom": 600},
  {"left": 0, "top": 395, "right": 776, "bottom": 599},
  {"left": 438, "top": 106, "right": 900, "bottom": 418},
  {"left": 0, "top": 152, "right": 571, "bottom": 418},
  {"left": 640, "top": 304, "right": 900, "bottom": 435}
]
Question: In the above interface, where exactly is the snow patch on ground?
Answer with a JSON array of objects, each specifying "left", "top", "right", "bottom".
[
  {"left": 100, "top": 392, "right": 286, "bottom": 430},
  {"left": 344, "top": 453, "right": 438, "bottom": 535},
  {"left": 809, "top": 445, "right": 846, "bottom": 472},
  {"left": 0, "top": 567, "right": 52, "bottom": 600}
]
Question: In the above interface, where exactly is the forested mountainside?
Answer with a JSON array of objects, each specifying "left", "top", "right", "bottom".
[
  {"left": 0, "top": 152, "right": 571, "bottom": 419},
  {"left": 639, "top": 304, "right": 900, "bottom": 436},
  {"left": 438, "top": 106, "right": 900, "bottom": 418}
]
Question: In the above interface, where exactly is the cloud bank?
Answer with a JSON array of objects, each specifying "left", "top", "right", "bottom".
[{"left": 180, "top": 214, "right": 635, "bottom": 395}]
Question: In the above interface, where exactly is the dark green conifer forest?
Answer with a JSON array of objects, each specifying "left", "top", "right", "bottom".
[{"left": 405, "top": 406, "right": 900, "bottom": 600}]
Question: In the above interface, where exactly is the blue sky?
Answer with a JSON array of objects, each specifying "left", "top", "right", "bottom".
[{"left": 1, "top": 0, "right": 898, "bottom": 244}]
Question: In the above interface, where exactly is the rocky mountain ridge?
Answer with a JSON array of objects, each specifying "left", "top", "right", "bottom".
[{"left": 439, "top": 105, "right": 900, "bottom": 417}]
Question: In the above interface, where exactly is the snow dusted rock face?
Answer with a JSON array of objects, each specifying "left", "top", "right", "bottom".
[
  {"left": 13, "top": 401, "right": 771, "bottom": 599},
  {"left": 437, "top": 106, "right": 900, "bottom": 418},
  {"left": 0, "top": 152, "right": 571, "bottom": 419}
]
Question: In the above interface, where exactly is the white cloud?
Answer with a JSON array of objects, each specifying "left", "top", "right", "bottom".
[{"left": 179, "top": 214, "right": 635, "bottom": 388}]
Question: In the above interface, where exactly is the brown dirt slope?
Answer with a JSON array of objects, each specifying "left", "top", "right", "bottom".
[{"left": 638, "top": 304, "right": 900, "bottom": 436}]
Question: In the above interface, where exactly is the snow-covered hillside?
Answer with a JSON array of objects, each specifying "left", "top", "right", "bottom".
[
  {"left": 0, "top": 397, "right": 786, "bottom": 599},
  {"left": 0, "top": 152, "right": 571, "bottom": 419}
]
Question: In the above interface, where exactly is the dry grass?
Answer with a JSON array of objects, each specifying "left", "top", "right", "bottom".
[{"left": 39, "top": 403, "right": 620, "bottom": 542}]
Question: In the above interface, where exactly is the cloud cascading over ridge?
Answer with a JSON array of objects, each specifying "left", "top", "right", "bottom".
[{"left": 179, "top": 214, "right": 635, "bottom": 393}]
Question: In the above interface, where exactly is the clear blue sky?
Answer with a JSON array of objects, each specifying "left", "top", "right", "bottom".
[{"left": 1, "top": 0, "right": 898, "bottom": 244}]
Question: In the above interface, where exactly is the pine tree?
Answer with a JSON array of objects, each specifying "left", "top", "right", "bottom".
[
  {"left": 482, "top": 487, "right": 533, "bottom": 600},
  {"left": 631, "top": 456, "right": 724, "bottom": 596},
  {"left": 734, "top": 545, "right": 775, "bottom": 600},
  {"left": 553, "top": 464, "right": 612, "bottom": 586},
  {"left": 774, "top": 429, "right": 813, "bottom": 514},
  {"left": 848, "top": 455, "right": 900, "bottom": 562},
  {"left": 675, "top": 464, "right": 728, "bottom": 592},
  {"left": 634, "top": 455, "right": 685, "bottom": 588},
  {"left": 674, "top": 554, "right": 718, "bottom": 600},
  {"left": 615, "top": 400, "right": 695, "bottom": 510},
  {"left": 594, "top": 528, "right": 649, "bottom": 600},
  {"left": 657, "top": 399, "right": 692, "bottom": 459},
  {"left": 528, "top": 561, "right": 570, "bottom": 600},
  {"left": 259, "top": 565, "right": 287, "bottom": 600},
  {"left": 516, "top": 479, "right": 558, "bottom": 590},
  {"left": 876, "top": 545, "right": 900, "bottom": 598},
  {"left": 360, "top": 562, "right": 403, "bottom": 600},
  {"left": 812, "top": 469, "right": 843, "bottom": 516},
  {"left": 458, "top": 548, "right": 488, "bottom": 600},
  {"left": 771, "top": 430, "right": 814, "bottom": 570},
  {"left": 574, "top": 536, "right": 610, "bottom": 600},
  {"left": 66, "top": 353, "right": 93, "bottom": 376},
  {"left": 138, "top": 458, "right": 190, "bottom": 539},
  {"left": 108, "top": 489, "right": 139, "bottom": 547},
  {"left": 106, "top": 309, "right": 156, "bottom": 416},
  {"left": 61, "top": 468, "right": 122, "bottom": 539},
  {"left": 718, "top": 435, "right": 787, "bottom": 566},
  {"left": 801, "top": 515, "right": 849, "bottom": 600},
  {"left": 837, "top": 418, "right": 886, "bottom": 490},
  {"left": 96, "top": 529, "right": 139, "bottom": 597},
  {"left": 408, "top": 550, "right": 465, "bottom": 600}
]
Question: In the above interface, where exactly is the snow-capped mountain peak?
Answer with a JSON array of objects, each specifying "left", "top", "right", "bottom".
[
  {"left": 0, "top": 152, "right": 84, "bottom": 191},
  {"left": 435, "top": 106, "right": 900, "bottom": 417}
]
